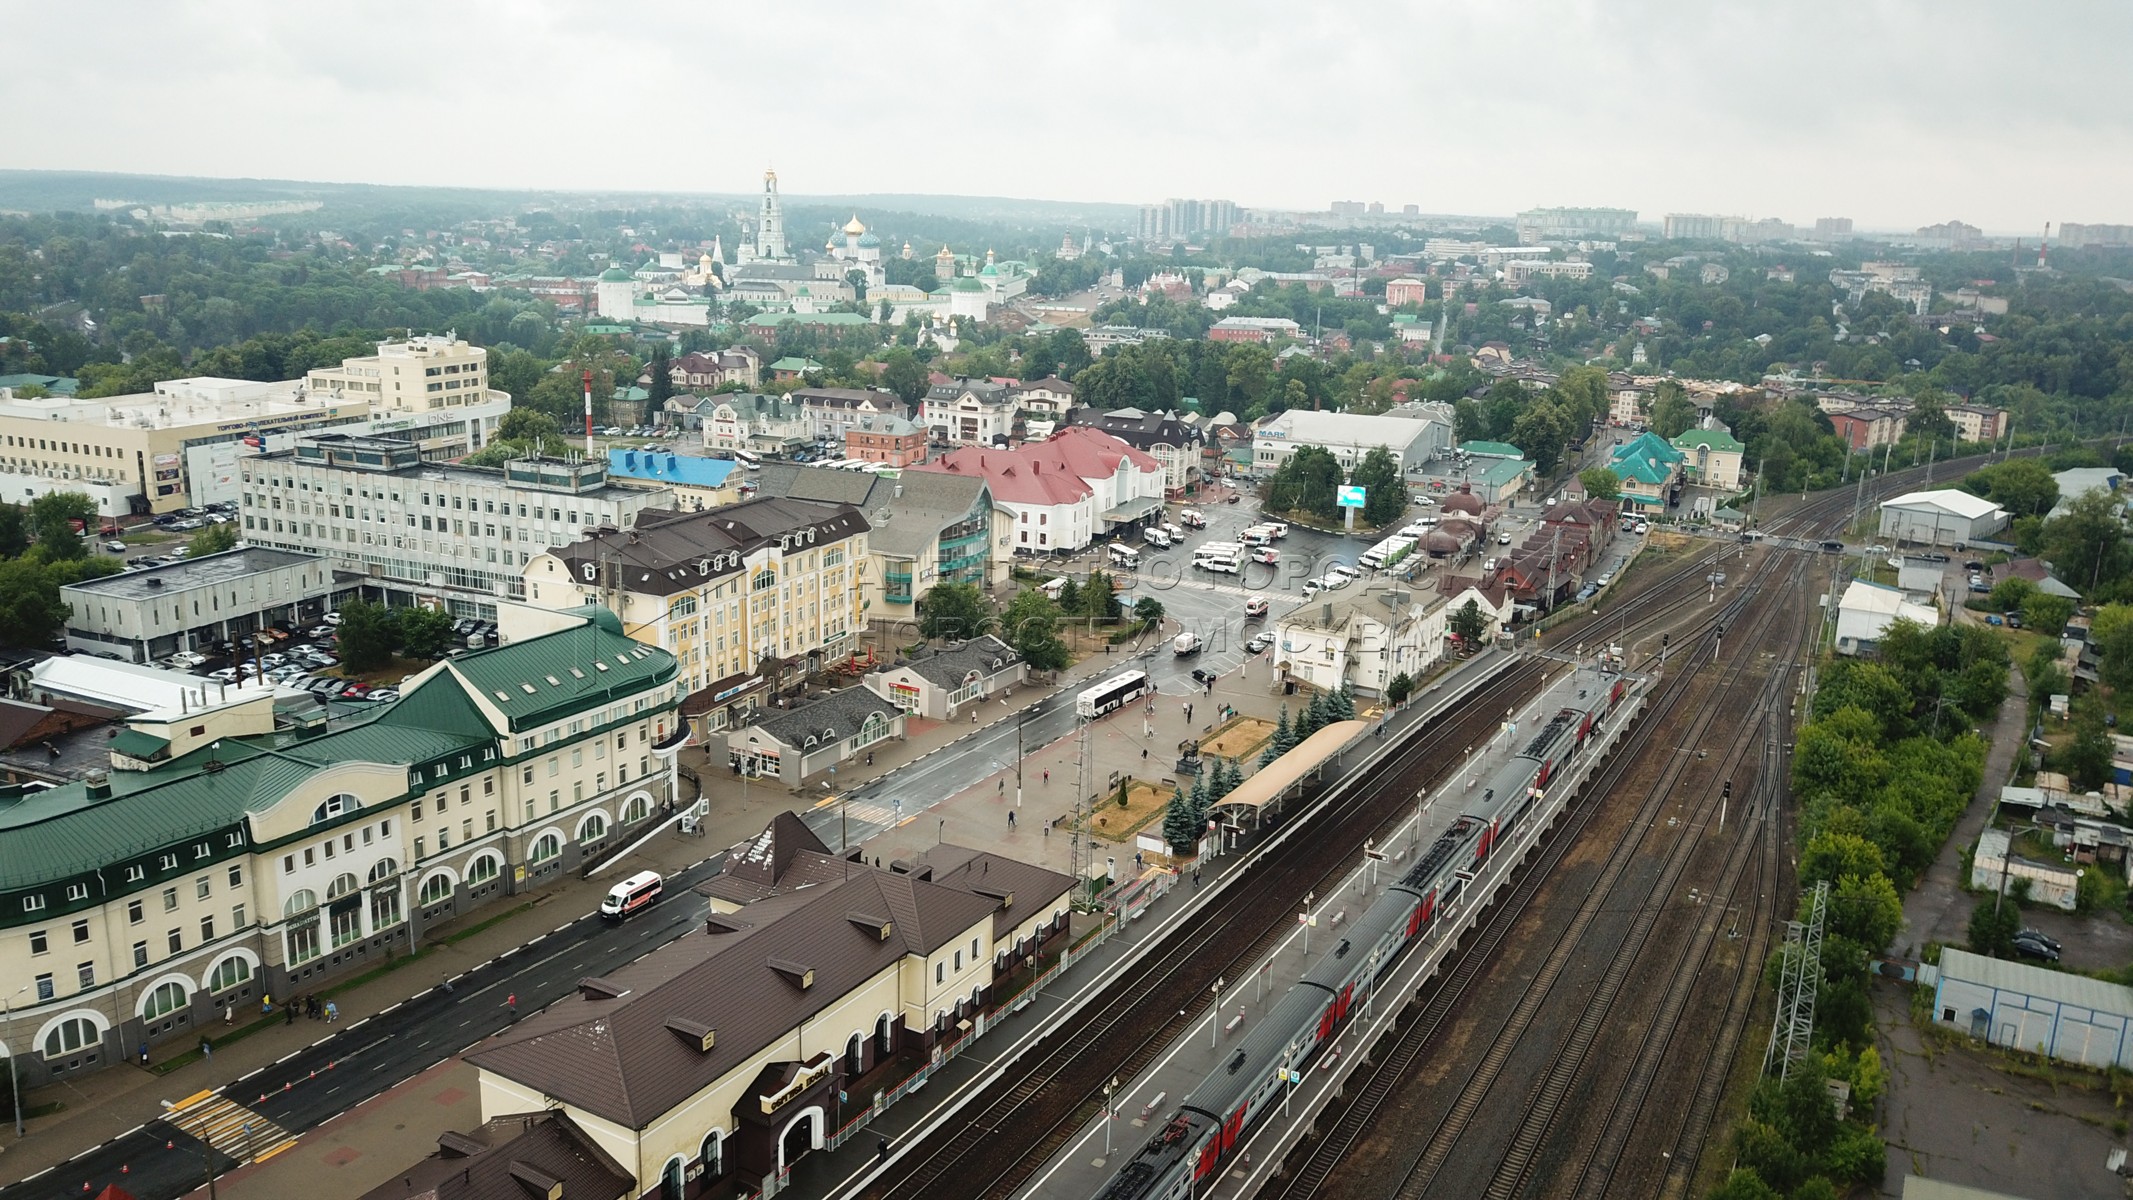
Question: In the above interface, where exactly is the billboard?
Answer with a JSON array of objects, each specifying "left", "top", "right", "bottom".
[{"left": 1337, "top": 485, "right": 1366, "bottom": 509}]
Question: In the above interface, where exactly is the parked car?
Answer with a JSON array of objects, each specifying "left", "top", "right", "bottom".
[
  {"left": 305, "top": 678, "right": 341, "bottom": 696},
  {"left": 2018, "top": 928, "right": 2062, "bottom": 953},
  {"left": 1576, "top": 583, "right": 1599, "bottom": 602},
  {"left": 323, "top": 611, "right": 342, "bottom": 626},
  {"left": 339, "top": 682, "right": 372, "bottom": 698},
  {"left": 2012, "top": 934, "right": 2060, "bottom": 962},
  {"left": 1595, "top": 572, "right": 1614, "bottom": 587},
  {"left": 1245, "top": 631, "right": 1275, "bottom": 655},
  {"left": 365, "top": 689, "right": 400, "bottom": 703},
  {"left": 207, "top": 667, "right": 240, "bottom": 683},
  {"left": 1189, "top": 668, "right": 1219, "bottom": 687},
  {"left": 1498, "top": 532, "right": 1512, "bottom": 545},
  {"left": 102, "top": 540, "right": 127, "bottom": 552}
]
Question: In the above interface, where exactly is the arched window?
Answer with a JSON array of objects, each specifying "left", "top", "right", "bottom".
[
  {"left": 845, "top": 1032, "right": 864, "bottom": 1076},
  {"left": 370, "top": 885, "right": 402, "bottom": 933},
  {"left": 208, "top": 956, "right": 252, "bottom": 993},
  {"left": 699, "top": 1129, "right": 724, "bottom": 1179},
  {"left": 875, "top": 1012, "right": 895, "bottom": 1059},
  {"left": 621, "top": 793, "right": 650, "bottom": 824},
  {"left": 42, "top": 1016, "right": 101, "bottom": 1057},
  {"left": 465, "top": 853, "right": 501, "bottom": 886},
  {"left": 419, "top": 874, "right": 453, "bottom": 905},
  {"left": 309, "top": 794, "right": 361, "bottom": 825},
  {"left": 367, "top": 859, "right": 399, "bottom": 885},
  {"left": 143, "top": 981, "right": 188, "bottom": 1020},
  {"left": 326, "top": 873, "right": 359, "bottom": 900},
  {"left": 577, "top": 813, "right": 608, "bottom": 845},
  {"left": 283, "top": 889, "right": 318, "bottom": 918},
  {"left": 529, "top": 832, "right": 562, "bottom": 864}
]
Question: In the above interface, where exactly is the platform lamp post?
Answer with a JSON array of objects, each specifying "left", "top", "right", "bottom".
[
  {"left": 5, "top": 982, "right": 26, "bottom": 1137},
  {"left": 1103, "top": 1077, "right": 1118, "bottom": 1156},
  {"left": 1301, "top": 891, "right": 1316, "bottom": 956},
  {"left": 1210, "top": 978, "right": 1225, "bottom": 1047}
]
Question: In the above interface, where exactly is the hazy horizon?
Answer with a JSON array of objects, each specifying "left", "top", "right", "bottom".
[{"left": 4, "top": 1, "right": 2128, "bottom": 234}]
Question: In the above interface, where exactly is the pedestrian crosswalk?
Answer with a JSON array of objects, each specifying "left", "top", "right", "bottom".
[{"left": 164, "top": 1090, "right": 297, "bottom": 1165}]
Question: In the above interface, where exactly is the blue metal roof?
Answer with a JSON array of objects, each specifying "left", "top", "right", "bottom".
[{"left": 606, "top": 449, "right": 740, "bottom": 489}]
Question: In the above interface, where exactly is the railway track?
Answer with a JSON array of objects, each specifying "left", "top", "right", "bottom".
[
  {"left": 854, "top": 666, "right": 1544, "bottom": 1200},
  {"left": 1392, "top": 561, "right": 1803, "bottom": 1200},
  {"left": 1259, "top": 555, "right": 1785, "bottom": 1200}
]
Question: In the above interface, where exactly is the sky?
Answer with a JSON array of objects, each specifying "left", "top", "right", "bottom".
[{"left": 5, "top": 0, "right": 2130, "bottom": 233}]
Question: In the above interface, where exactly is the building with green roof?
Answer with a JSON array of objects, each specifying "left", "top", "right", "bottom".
[
  {"left": 1670, "top": 424, "right": 1747, "bottom": 490},
  {"left": 0, "top": 607, "right": 680, "bottom": 1086},
  {"left": 1610, "top": 430, "right": 1685, "bottom": 509}
]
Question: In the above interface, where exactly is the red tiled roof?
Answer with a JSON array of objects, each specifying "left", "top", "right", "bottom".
[{"left": 911, "top": 427, "right": 1159, "bottom": 506}]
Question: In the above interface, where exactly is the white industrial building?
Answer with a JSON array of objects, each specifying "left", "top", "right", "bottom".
[
  {"left": 61, "top": 547, "right": 337, "bottom": 663},
  {"left": 1968, "top": 828, "right": 2081, "bottom": 911},
  {"left": 1834, "top": 579, "right": 1940, "bottom": 656},
  {"left": 1252, "top": 409, "right": 1450, "bottom": 476},
  {"left": 1932, "top": 948, "right": 2133, "bottom": 1068},
  {"left": 1877, "top": 489, "right": 2009, "bottom": 547}
]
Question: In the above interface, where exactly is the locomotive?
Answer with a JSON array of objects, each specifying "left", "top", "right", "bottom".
[{"left": 1093, "top": 678, "right": 1629, "bottom": 1200}]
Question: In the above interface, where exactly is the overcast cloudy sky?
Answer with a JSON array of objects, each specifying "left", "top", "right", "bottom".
[{"left": 5, "top": 0, "right": 2129, "bottom": 232}]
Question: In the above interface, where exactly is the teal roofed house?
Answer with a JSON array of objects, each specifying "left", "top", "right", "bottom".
[
  {"left": 1610, "top": 431, "right": 1685, "bottom": 508},
  {"left": 1670, "top": 424, "right": 1747, "bottom": 491},
  {"left": 0, "top": 608, "right": 679, "bottom": 1088},
  {"left": 1461, "top": 440, "right": 1525, "bottom": 460}
]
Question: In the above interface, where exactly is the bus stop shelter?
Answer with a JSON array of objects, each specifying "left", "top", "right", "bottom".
[{"left": 1210, "top": 719, "right": 1371, "bottom": 838}]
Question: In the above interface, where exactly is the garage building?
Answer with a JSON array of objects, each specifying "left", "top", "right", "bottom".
[
  {"left": 1931, "top": 947, "right": 2133, "bottom": 1068},
  {"left": 1878, "top": 489, "right": 2009, "bottom": 547}
]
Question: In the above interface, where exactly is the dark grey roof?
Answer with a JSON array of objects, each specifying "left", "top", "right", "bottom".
[
  {"left": 744, "top": 686, "right": 903, "bottom": 751},
  {"left": 751, "top": 465, "right": 990, "bottom": 560},
  {"left": 702, "top": 810, "right": 847, "bottom": 904},
  {"left": 65, "top": 547, "right": 325, "bottom": 600},
  {"left": 791, "top": 386, "right": 909, "bottom": 416},
  {"left": 893, "top": 635, "right": 1021, "bottom": 689},
  {"left": 546, "top": 497, "right": 869, "bottom": 598},
  {"left": 355, "top": 1110, "right": 632, "bottom": 1200},
  {"left": 1065, "top": 406, "right": 1202, "bottom": 451},
  {"left": 465, "top": 861, "right": 999, "bottom": 1127},
  {"left": 925, "top": 377, "right": 1010, "bottom": 402}
]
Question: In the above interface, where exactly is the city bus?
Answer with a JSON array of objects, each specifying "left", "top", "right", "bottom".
[
  {"left": 599, "top": 870, "right": 664, "bottom": 920},
  {"left": 1077, "top": 669, "right": 1154, "bottom": 719},
  {"left": 1107, "top": 543, "right": 1142, "bottom": 569}
]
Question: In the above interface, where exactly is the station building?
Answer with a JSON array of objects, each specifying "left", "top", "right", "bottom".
[
  {"left": 0, "top": 607, "right": 681, "bottom": 1088},
  {"left": 468, "top": 813, "right": 1073, "bottom": 1198}
]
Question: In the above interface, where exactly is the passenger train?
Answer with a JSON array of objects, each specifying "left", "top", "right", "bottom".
[{"left": 1092, "top": 678, "right": 1631, "bottom": 1200}]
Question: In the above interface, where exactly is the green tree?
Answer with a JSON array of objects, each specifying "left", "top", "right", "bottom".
[
  {"left": 187, "top": 521, "right": 238, "bottom": 559},
  {"left": 1133, "top": 595, "right": 1164, "bottom": 629},
  {"left": 1386, "top": 671, "right": 1415, "bottom": 706},
  {"left": 0, "top": 503, "right": 28, "bottom": 558},
  {"left": 1649, "top": 381, "right": 1697, "bottom": 439},
  {"left": 1798, "top": 831, "right": 1886, "bottom": 890},
  {"left": 1827, "top": 871, "right": 1904, "bottom": 950},
  {"left": 397, "top": 605, "right": 459, "bottom": 659},
  {"left": 1219, "top": 758, "right": 1242, "bottom": 798},
  {"left": 646, "top": 344, "right": 672, "bottom": 405},
  {"left": 1705, "top": 1168, "right": 1782, "bottom": 1200},
  {"left": 1261, "top": 705, "right": 1295, "bottom": 766},
  {"left": 1348, "top": 445, "right": 1407, "bottom": 526},
  {"left": 1962, "top": 457, "right": 2058, "bottom": 518},
  {"left": 1450, "top": 598, "right": 1491, "bottom": 648},
  {"left": 0, "top": 555, "right": 72, "bottom": 645},
  {"left": 2042, "top": 487, "right": 2131, "bottom": 595},
  {"left": 1080, "top": 568, "right": 1121, "bottom": 622},
  {"left": 1266, "top": 444, "right": 1343, "bottom": 519},
  {"left": 1162, "top": 785, "right": 1199, "bottom": 854},
  {"left": 879, "top": 349, "right": 928, "bottom": 406},
  {"left": 2065, "top": 694, "right": 2114, "bottom": 789},
  {"left": 2023, "top": 592, "right": 2073, "bottom": 638},
  {"left": 1987, "top": 575, "right": 2036, "bottom": 613},
  {"left": 27, "top": 492, "right": 95, "bottom": 559},
  {"left": 1966, "top": 893, "right": 2020, "bottom": 957},
  {"left": 1578, "top": 467, "right": 1621, "bottom": 500},
  {"left": 498, "top": 408, "right": 562, "bottom": 444},
  {"left": 335, "top": 601, "right": 398, "bottom": 673},
  {"left": 917, "top": 582, "right": 994, "bottom": 641},
  {"left": 1001, "top": 587, "right": 1070, "bottom": 672}
]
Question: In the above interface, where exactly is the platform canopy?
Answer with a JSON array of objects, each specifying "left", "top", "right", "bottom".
[{"left": 1211, "top": 719, "right": 1372, "bottom": 812}]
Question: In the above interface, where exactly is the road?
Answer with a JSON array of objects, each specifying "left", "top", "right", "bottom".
[{"left": 0, "top": 851, "right": 732, "bottom": 1200}]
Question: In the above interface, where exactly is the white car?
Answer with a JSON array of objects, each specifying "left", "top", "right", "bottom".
[
  {"left": 1596, "top": 573, "right": 1614, "bottom": 587},
  {"left": 1498, "top": 532, "right": 1512, "bottom": 545}
]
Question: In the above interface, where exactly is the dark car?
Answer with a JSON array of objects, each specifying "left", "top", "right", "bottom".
[
  {"left": 2012, "top": 934, "right": 2060, "bottom": 962},
  {"left": 1190, "top": 668, "right": 1219, "bottom": 687},
  {"left": 2019, "top": 928, "right": 2063, "bottom": 953}
]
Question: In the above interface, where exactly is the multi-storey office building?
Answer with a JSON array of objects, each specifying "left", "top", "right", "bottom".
[
  {"left": 0, "top": 607, "right": 680, "bottom": 1087},
  {"left": 241, "top": 434, "right": 669, "bottom": 618}
]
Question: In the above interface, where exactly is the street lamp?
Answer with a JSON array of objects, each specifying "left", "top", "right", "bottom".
[
  {"left": 1103, "top": 1076, "right": 1119, "bottom": 1156},
  {"left": 1210, "top": 978, "right": 1226, "bottom": 1047},
  {"left": 4, "top": 982, "right": 27, "bottom": 1137},
  {"left": 1993, "top": 822, "right": 2045, "bottom": 915}
]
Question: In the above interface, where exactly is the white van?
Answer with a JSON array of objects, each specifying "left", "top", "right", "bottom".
[
  {"left": 1107, "top": 543, "right": 1142, "bottom": 569},
  {"left": 1040, "top": 577, "right": 1068, "bottom": 601},
  {"left": 599, "top": 870, "right": 663, "bottom": 920},
  {"left": 1173, "top": 631, "right": 1201, "bottom": 656}
]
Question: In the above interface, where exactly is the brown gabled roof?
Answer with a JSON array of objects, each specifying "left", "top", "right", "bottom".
[
  {"left": 917, "top": 845, "right": 1076, "bottom": 939},
  {"left": 467, "top": 862, "right": 997, "bottom": 1128},
  {"left": 355, "top": 1110, "right": 632, "bottom": 1200}
]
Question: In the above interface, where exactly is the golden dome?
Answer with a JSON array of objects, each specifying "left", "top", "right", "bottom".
[{"left": 843, "top": 215, "right": 867, "bottom": 236}]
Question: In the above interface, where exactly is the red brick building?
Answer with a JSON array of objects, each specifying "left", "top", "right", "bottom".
[{"left": 845, "top": 414, "right": 928, "bottom": 467}]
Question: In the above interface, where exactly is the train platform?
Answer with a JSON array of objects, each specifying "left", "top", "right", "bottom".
[{"left": 1012, "top": 658, "right": 1641, "bottom": 1200}]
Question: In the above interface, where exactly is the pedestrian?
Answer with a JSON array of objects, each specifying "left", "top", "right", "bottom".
[
  {"left": 325, "top": 1001, "right": 339, "bottom": 1024},
  {"left": 223, "top": 1003, "right": 234, "bottom": 1025},
  {"left": 1193, "top": 866, "right": 1201, "bottom": 886},
  {"left": 262, "top": 993, "right": 273, "bottom": 1016},
  {"left": 1008, "top": 809, "right": 1016, "bottom": 829},
  {"left": 867, "top": 751, "right": 874, "bottom": 767},
  {"left": 200, "top": 1036, "right": 212, "bottom": 1061},
  {"left": 877, "top": 1136, "right": 890, "bottom": 1163},
  {"left": 285, "top": 1002, "right": 296, "bottom": 1026},
  {"left": 1135, "top": 850, "right": 1144, "bottom": 869},
  {"left": 506, "top": 993, "right": 518, "bottom": 1020},
  {"left": 1186, "top": 703, "right": 1194, "bottom": 722},
  {"left": 139, "top": 1045, "right": 150, "bottom": 1068},
  {"left": 1141, "top": 748, "right": 1148, "bottom": 762},
  {"left": 972, "top": 710, "right": 979, "bottom": 724},
  {"left": 1042, "top": 769, "right": 1049, "bottom": 785}
]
